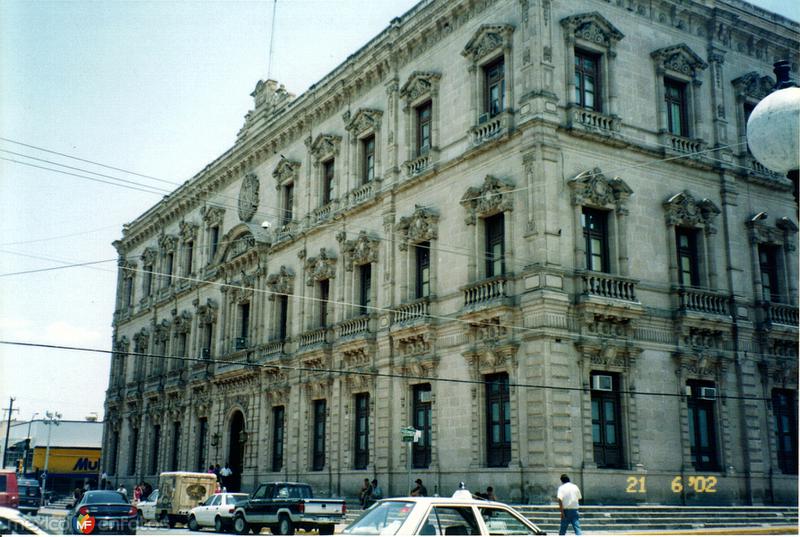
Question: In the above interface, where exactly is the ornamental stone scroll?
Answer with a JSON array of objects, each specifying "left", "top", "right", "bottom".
[
  {"left": 460, "top": 175, "right": 515, "bottom": 225},
  {"left": 307, "top": 134, "right": 342, "bottom": 162},
  {"left": 305, "top": 248, "right": 337, "bottom": 285},
  {"left": 568, "top": 168, "right": 632, "bottom": 210},
  {"left": 663, "top": 191, "right": 720, "bottom": 228},
  {"left": 266, "top": 266, "right": 295, "bottom": 298},
  {"left": 238, "top": 173, "right": 260, "bottom": 223},
  {"left": 395, "top": 206, "right": 439, "bottom": 251},
  {"left": 342, "top": 231, "right": 380, "bottom": 271},
  {"left": 461, "top": 24, "right": 514, "bottom": 63}
]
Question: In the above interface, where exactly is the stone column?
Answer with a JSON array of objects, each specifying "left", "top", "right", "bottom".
[
  {"left": 691, "top": 78, "right": 704, "bottom": 139},
  {"left": 705, "top": 227, "right": 719, "bottom": 290},
  {"left": 666, "top": 224, "right": 679, "bottom": 285},
  {"left": 573, "top": 205, "right": 586, "bottom": 270},
  {"left": 564, "top": 36, "right": 576, "bottom": 106},
  {"left": 607, "top": 49, "right": 619, "bottom": 116},
  {"left": 654, "top": 67, "right": 667, "bottom": 133},
  {"left": 616, "top": 206, "right": 630, "bottom": 277}
]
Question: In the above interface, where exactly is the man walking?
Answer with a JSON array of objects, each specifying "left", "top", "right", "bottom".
[{"left": 557, "top": 474, "right": 582, "bottom": 535}]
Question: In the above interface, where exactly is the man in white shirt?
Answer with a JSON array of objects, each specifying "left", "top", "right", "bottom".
[{"left": 556, "top": 474, "right": 582, "bottom": 535}]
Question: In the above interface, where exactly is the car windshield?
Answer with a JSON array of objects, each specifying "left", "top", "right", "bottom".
[
  {"left": 147, "top": 490, "right": 158, "bottom": 502},
  {"left": 0, "top": 511, "right": 50, "bottom": 535},
  {"left": 342, "top": 501, "right": 415, "bottom": 535},
  {"left": 84, "top": 491, "right": 127, "bottom": 504}
]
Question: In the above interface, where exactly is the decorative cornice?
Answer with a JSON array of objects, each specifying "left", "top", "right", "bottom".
[
  {"left": 342, "top": 231, "right": 380, "bottom": 271},
  {"left": 560, "top": 12, "right": 624, "bottom": 48},
  {"left": 460, "top": 175, "right": 515, "bottom": 225},
  {"left": 305, "top": 248, "right": 337, "bottom": 285},
  {"left": 272, "top": 157, "right": 300, "bottom": 185},
  {"left": 396, "top": 206, "right": 439, "bottom": 250},
  {"left": 461, "top": 24, "right": 514, "bottom": 63},
  {"left": 399, "top": 72, "right": 442, "bottom": 104},
  {"left": 568, "top": 168, "right": 633, "bottom": 210},
  {"left": 663, "top": 191, "right": 721, "bottom": 227},
  {"left": 266, "top": 265, "right": 295, "bottom": 297},
  {"left": 732, "top": 71, "right": 775, "bottom": 101},
  {"left": 651, "top": 43, "right": 708, "bottom": 77},
  {"left": 345, "top": 108, "right": 383, "bottom": 136}
]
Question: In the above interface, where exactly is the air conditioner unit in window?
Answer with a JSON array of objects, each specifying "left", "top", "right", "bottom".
[
  {"left": 699, "top": 387, "right": 717, "bottom": 400},
  {"left": 685, "top": 385, "right": 692, "bottom": 397},
  {"left": 592, "top": 375, "right": 613, "bottom": 391},
  {"left": 478, "top": 113, "right": 489, "bottom": 124}
]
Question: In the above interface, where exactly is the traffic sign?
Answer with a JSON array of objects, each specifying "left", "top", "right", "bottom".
[{"left": 400, "top": 426, "right": 416, "bottom": 442}]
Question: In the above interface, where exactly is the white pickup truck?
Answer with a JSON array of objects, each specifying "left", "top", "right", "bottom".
[{"left": 232, "top": 482, "right": 345, "bottom": 535}]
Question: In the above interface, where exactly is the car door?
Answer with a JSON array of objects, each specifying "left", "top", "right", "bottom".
[{"left": 198, "top": 495, "right": 220, "bottom": 526}]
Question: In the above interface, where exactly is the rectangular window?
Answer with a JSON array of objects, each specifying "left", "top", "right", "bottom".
[
  {"left": 485, "top": 213, "right": 505, "bottom": 277},
  {"left": 209, "top": 226, "right": 220, "bottom": 261},
  {"left": 143, "top": 265, "right": 153, "bottom": 297},
  {"left": 319, "top": 279, "right": 330, "bottom": 328},
  {"left": 278, "top": 295, "right": 289, "bottom": 340},
  {"left": 582, "top": 208, "right": 609, "bottom": 273},
  {"left": 197, "top": 417, "right": 208, "bottom": 472},
  {"left": 574, "top": 49, "right": 600, "bottom": 111},
  {"left": 665, "top": 78, "right": 689, "bottom": 137},
  {"left": 150, "top": 425, "right": 160, "bottom": 475},
  {"left": 484, "top": 57, "right": 505, "bottom": 117},
  {"left": 129, "top": 428, "right": 139, "bottom": 475},
  {"left": 185, "top": 241, "right": 194, "bottom": 275},
  {"left": 676, "top": 227, "right": 700, "bottom": 287},
  {"left": 239, "top": 302, "right": 250, "bottom": 341},
  {"left": 591, "top": 372, "right": 623, "bottom": 468},
  {"left": 171, "top": 421, "right": 181, "bottom": 470},
  {"left": 163, "top": 253, "right": 174, "bottom": 288},
  {"left": 312, "top": 400, "right": 326, "bottom": 471},
  {"left": 354, "top": 393, "right": 370, "bottom": 469},
  {"left": 412, "top": 384, "right": 432, "bottom": 469},
  {"left": 772, "top": 389, "right": 798, "bottom": 474},
  {"left": 362, "top": 136, "right": 375, "bottom": 184},
  {"left": 322, "top": 159, "right": 335, "bottom": 205},
  {"left": 759, "top": 245, "right": 780, "bottom": 302},
  {"left": 202, "top": 323, "right": 213, "bottom": 359},
  {"left": 416, "top": 101, "right": 432, "bottom": 155},
  {"left": 485, "top": 373, "right": 511, "bottom": 467},
  {"left": 282, "top": 183, "right": 294, "bottom": 225},
  {"left": 124, "top": 276, "right": 134, "bottom": 308},
  {"left": 415, "top": 242, "right": 430, "bottom": 299},
  {"left": 359, "top": 264, "right": 372, "bottom": 315},
  {"left": 272, "top": 406, "right": 285, "bottom": 472},
  {"left": 177, "top": 332, "right": 187, "bottom": 358},
  {"left": 687, "top": 380, "right": 719, "bottom": 471}
]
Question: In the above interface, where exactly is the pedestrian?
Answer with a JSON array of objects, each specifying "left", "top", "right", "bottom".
[
  {"left": 117, "top": 483, "right": 128, "bottom": 498},
  {"left": 368, "top": 479, "right": 383, "bottom": 507},
  {"left": 100, "top": 471, "right": 108, "bottom": 491},
  {"left": 557, "top": 474, "right": 582, "bottom": 535},
  {"left": 484, "top": 486, "right": 496, "bottom": 501},
  {"left": 410, "top": 478, "right": 428, "bottom": 497},
  {"left": 359, "top": 479, "right": 372, "bottom": 508},
  {"left": 133, "top": 483, "right": 143, "bottom": 503},
  {"left": 72, "top": 487, "right": 83, "bottom": 507},
  {"left": 207, "top": 465, "right": 216, "bottom": 474},
  {"left": 219, "top": 462, "right": 232, "bottom": 489},
  {"left": 142, "top": 482, "right": 153, "bottom": 499}
]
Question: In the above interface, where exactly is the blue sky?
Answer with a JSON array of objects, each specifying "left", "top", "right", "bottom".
[{"left": 0, "top": 0, "right": 797, "bottom": 422}]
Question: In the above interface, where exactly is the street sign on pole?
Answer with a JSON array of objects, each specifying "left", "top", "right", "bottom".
[{"left": 400, "top": 426, "right": 416, "bottom": 443}]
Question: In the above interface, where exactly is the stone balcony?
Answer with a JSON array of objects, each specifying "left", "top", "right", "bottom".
[
  {"left": 336, "top": 315, "right": 371, "bottom": 339},
  {"left": 675, "top": 287, "right": 730, "bottom": 317},
  {"left": 310, "top": 201, "right": 336, "bottom": 224},
  {"left": 463, "top": 276, "right": 510, "bottom": 310},
  {"left": 470, "top": 111, "right": 512, "bottom": 146},
  {"left": 404, "top": 152, "right": 433, "bottom": 177},
  {"left": 566, "top": 105, "right": 621, "bottom": 139},
  {"left": 579, "top": 272, "right": 638, "bottom": 302},
  {"left": 758, "top": 301, "right": 799, "bottom": 328},
  {"left": 391, "top": 298, "right": 431, "bottom": 326},
  {"left": 297, "top": 327, "right": 331, "bottom": 351},
  {"left": 347, "top": 180, "right": 380, "bottom": 208},
  {"left": 261, "top": 340, "right": 286, "bottom": 359},
  {"left": 660, "top": 132, "right": 706, "bottom": 157}
]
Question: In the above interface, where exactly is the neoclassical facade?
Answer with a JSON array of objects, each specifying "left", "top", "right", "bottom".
[{"left": 104, "top": 0, "right": 799, "bottom": 505}]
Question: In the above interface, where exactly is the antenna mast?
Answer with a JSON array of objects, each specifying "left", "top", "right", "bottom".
[{"left": 267, "top": 0, "right": 278, "bottom": 80}]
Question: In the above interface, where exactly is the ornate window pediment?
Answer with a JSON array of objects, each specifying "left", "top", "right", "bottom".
[
  {"left": 732, "top": 72, "right": 775, "bottom": 102},
  {"left": 202, "top": 205, "right": 225, "bottom": 226},
  {"left": 115, "top": 335, "right": 130, "bottom": 352},
  {"left": 307, "top": 134, "right": 342, "bottom": 161},
  {"left": 341, "top": 231, "right": 379, "bottom": 270},
  {"left": 272, "top": 156, "right": 300, "bottom": 185},
  {"left": 121, "top": 261, "right": 137, "bottom": 278},
  {"left": 747, "top": 215, "right": 798, "bottom": 245},
  {"left": 194, "top": 298, "right": 218, "bottom": 323},
  {"left": 153, "top": 318, "right": 171, "bottom": 342},
  {"left": 345, "top": 108, "right": 383, "bottom": 137},
  {"left": 305, "top": 248, "right": 337, "bottom": 285},
  {"left": 560, "top": 12, "right": 624, "bottom": 48},
  {"left": 222, "top": 230, "right": 256, "bottom": 262},
  {"left": 179, "top": 221, "right": 198, "bottom": 241},
  {"left": 663, "top": 191, "right": 720, "bottom": 227},
  {"left": 461, "top": 24, "right": 514, "bottom": 63},
  {"left": 461, "top": 175, "right": 515, "bottom": 224},
  {"left": 651, "top": 44, "right": 708, "bottom": 78},
  {"left": 266, "top": 266, "right": 295, "bottom": 297},
  {"left": 400, "top": 72, "right": 441, "bottom": 104},
  {"left": 396, "top": 206, "right": 439, "bottom": 250},
  {"left": 141, "top": 247, "right": 157, "bottom": 265},
  {"left": 238, "top": 173, "right": 260, "bottom": 223},
  {"left": 568, "top": 168, "right": 632, "bottom": 209},
  {"left": 158, "top": 234, "right": 178, "bottom": 252}
]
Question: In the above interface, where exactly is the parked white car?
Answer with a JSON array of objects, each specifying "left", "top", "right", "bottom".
[
  {"left": 0, "top": 506, "right": 50, "bottom": 535},
  {"left": 188, "top": 492, "right": 250, "bottom": 532},
  {"left": 342, "top": 489, "right": 545, "bottom": 536},
  {"left": 136, "top": 489, "right": 159, "bottom": 526}
]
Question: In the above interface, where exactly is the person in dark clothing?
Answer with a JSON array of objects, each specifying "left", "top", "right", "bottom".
[{"left": 410, "top": 479, "right": 428, "bottom": 497}]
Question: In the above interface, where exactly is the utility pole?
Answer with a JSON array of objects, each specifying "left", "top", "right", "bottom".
[
  {"left": 40, "top": 411, "right": 61, "bottom": 506},
  {"left": 2, "top": 397, "right": 17, "bottom": 469},
  {"left": 22, "top": 413, "right": 39, "bottom": 475}
]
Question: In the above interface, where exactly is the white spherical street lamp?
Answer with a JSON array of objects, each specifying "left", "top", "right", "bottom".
[{"left": 746, "top": 61, "right": 800, "bottom": 175}]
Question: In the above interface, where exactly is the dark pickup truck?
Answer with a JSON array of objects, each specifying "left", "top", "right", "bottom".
[{"left": 232, "top": 482, "right": 345, "bottom": 535}]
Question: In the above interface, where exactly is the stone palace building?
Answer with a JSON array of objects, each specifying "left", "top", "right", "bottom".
[{"left": 104, "top": 0, "right": 798, "bottom": 505}]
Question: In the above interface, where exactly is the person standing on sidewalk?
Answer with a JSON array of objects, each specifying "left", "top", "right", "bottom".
[{"left": 556, "top": 474, "right": 582, "bottom": 535}]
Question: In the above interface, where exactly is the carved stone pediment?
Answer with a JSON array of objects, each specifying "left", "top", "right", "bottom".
[
  {"left": 306, "top": 380, "right": 332, "bottom": 399},
  {"left": 396, "top": 206, "right": 439, "bottom": 250},
  {"left": 581, "top": 311, "right": 636, "bottom": 339},
  {"left": 194, "top": 298, "right": 218, "bottom": 323},
  {"left": 153, "top": 318, "right": 171, "bottom": 342},
  {"left": 560, "top": 12, "right": 624, "bottom": 48},
  {"left": 461, "top": 175, "right": 515, "bottom": 224},
  {"left": 468, "top": 316, "right": 511, "bottom": 343},
  {"left": 345, "top": 108, "right": 383, "bottom": 136},
  {"left": 732, "top": 72, "right": 775, "bottom": 101},
  {"left": 133, "top": 328, "right": 149, "bottom": 346},
  {"left": 651, "top": 43, "right": 708, "bottom": 77},
  {"left": 569, "top": 168, "right": 632, "bottom": 209},
  {"left": 159, "top": 234, "right": 178, "bottom": 252},
  {"left": 272, "top": 157, "right": 300, "bottom": 185},
  {"left": 663, "top": 191, "right": 720, "bottom": 227},
  {"left": 576, "top": 340, "right": 641, "bottom": 370},
  {"left": 464, "top": 346, "right": 518, "bottom": 378},
  {"left": 238, "top": 173, "right": 260, "bottom": 223},
  {"left": 173, "top": 310, "right": 192, "bottom": 333},
  {"left": 263, "top": 365, "right": 290, "bottom": 388},
  {"left": 229, "top": 272, "right": 256, "bottom": 303},
  {"left": 400, "top": 72, "right": 441, "bottom": 103},
  {"left": 341, "top": 347, "right": 371, "bottom": 370},
  {"left": 266, "top": 266, "right": 295, "bottom": 297},
  {"left": 680, "top": 326, "right": 724, "bottom": 350},
  {"left": 141, "top": 247, "right": 158, "bottom": 265},
  {"left": 179, "top": 221, "right": 199, "bottom": 241},
  {"left": 673, "top": 352, "right": 722, "bottom": 379},
  {"left": 121, "top": 261, "right": 137, "bottom": 278},
  {"left": 342, "top": 231, "right": 379, "bottom": 270},
  {"left": 202, "top": 205, "right": 225, "bottom": 226},
  {"left": 307, "top": 134, "right": 342, "bottom": 160},
  {"left": 398, "top": 355, "right": 439, "bottom": 379},
  {"left": 305, "top": 248, "right": 337, "bottom": 285},
  {"left": 115, "top": 336, "right": 130, "bottom": 352},
  {"left": 748, "top": 216, "right": 798, "bottom": 246},
  {"left": 462, "top": 24, "right": 514, "bottom": 63},
  {"left": 393, "top": 331, "right": 433, "bottom": 358}
]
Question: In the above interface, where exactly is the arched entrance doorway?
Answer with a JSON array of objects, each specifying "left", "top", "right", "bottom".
[{"left": 227, "top": 411, "right": 245, "bottom": 492}]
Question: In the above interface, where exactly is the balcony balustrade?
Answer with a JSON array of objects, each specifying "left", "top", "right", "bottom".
[
  {"left": 470, "top": 111, "right": 511, "bottom": 146},
  {"left": 677, "top": 287, "right": 730, "bottom": 316},
  {"left": 262, "top": 340, "right": 284, "bottom": 357},
  {"left": 392, "top": 298, "right": 430, "bottom": 324},
  {"left": 580, "top": 272, "right": 637, "bottom": 302},
  {"left": 337, "top": 315, "right": 370, "bottom": 338},
  {"left": 298, "top": 327, "right": 329, "bottom": 349},
  {"left": 664, "top": 134, "right": 705, "bottom": 155},
  {"left": 762, "top": 302, "right": 799, "bottom": 326},
  {"left": 404, "top": 154, "right": 431, "bottom": 177},
  {"left": 464, "top": 276, "right": 507, "bottom": 307},
  {"left": 349, "top": 182, "right": 377, "bottom": 207},
  {"left": 567, "top": 106, "right": 621, "bottom": 134}
]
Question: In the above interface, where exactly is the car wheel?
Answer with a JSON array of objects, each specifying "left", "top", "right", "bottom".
[
  {"left": 233, "top": 514, "right": 249, "bottom": 535},
  {"left": 319, "top": 525, "right": 335, "bottom": 535},
  {"left": 276, "top": 515, "right": 294, "bottom": 535},
  {"left": 215, "top": 516, "right": 226, "bottom": 533},
  {"left": 188, "top": 515, "right": 199, "bottom": 532}
]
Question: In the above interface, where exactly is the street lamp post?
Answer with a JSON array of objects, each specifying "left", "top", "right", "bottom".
[
  {"left": 40, "top": 411, "right": 61, "bottom": 507},
  {"left": 22, "top": 412, "right": 39, "bottom": 475}
]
